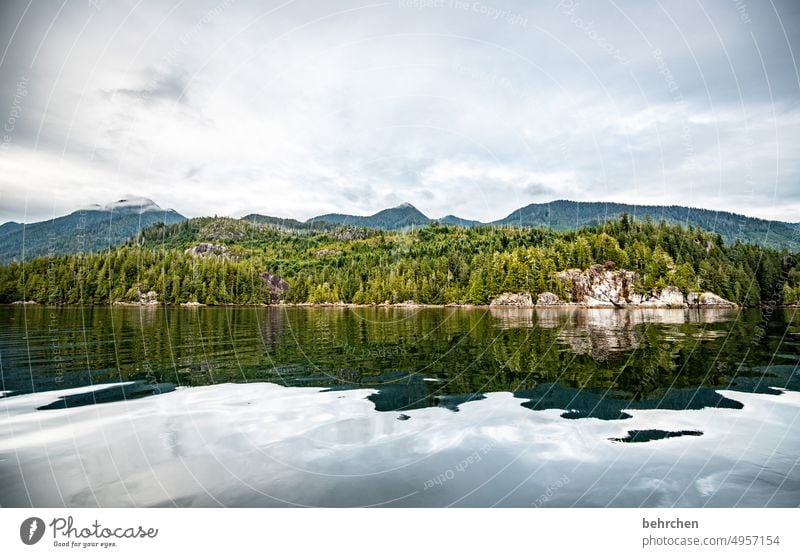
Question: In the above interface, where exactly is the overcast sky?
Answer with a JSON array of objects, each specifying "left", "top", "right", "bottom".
[{"left": 0, "top": 0, "right": 798, "bottom": 223}]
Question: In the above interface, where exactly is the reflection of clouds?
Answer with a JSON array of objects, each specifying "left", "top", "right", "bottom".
[{"left": 1, "top": 384, "right": 798, "bottom": 507}]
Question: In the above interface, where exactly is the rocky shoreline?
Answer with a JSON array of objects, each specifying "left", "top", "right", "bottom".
[
  {"left": 489, "top": 264, "right": 737, "bottom": 309},
  {"left": 7, "top": 301, "right": 789, "bottom": 309},
  {"left": 3, "top": 263, "right": 772, "bottom": 310}
]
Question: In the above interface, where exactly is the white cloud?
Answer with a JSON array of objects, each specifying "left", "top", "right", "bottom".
[{"left": 0, "top": 0, "right": 798, "bottom": 223}]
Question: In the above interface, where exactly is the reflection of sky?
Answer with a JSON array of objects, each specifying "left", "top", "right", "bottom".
[{"left": 1, "top": 382, "right": 798, "bottom": 507}]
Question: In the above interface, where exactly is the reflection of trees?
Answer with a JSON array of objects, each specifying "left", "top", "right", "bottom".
[
  {"left": 331, "top": 367, "right": 364, "bottom": 386},
  {"left": 486, "top": 308, "right": 760, "bottom": 403},
  {"left": 615, "top": 326, "right": 679, "bottom": 399},
  {"left": 258, "top": 307, "right": 288, "bottom": 351},
  {"left": 5, "top": 305, "right": 783, "bottom": 417}
]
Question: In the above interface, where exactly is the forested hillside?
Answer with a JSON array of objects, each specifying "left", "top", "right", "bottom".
[{"left": 1, "top": 215, "right": 798, "bottom": 306}]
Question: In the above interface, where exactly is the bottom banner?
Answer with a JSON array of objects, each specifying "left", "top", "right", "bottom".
[{"left": 0, "top": 508, "right": 796, "bottom": 556}]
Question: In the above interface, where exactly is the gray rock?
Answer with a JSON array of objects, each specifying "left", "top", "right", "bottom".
[
  {"left": 536, "top": 292, "right": 565, "bottom": 306},
  {"left": 260, "top": 273, "right": 291, "bottom": 303},
  {"left": 489, "top": 292, "right": 534, "bottom": 307},
  {"left": 553, "top": 264, "right": 732, "bottom": 308},
  {"left": 555, "top": 264, "right": 636, "bottom": 307},
  {"left": 334, "top": 227, "right": 368, "bottom": 241},
  {"left": 637, "top": 286, "right": 685, "bottom": 308},
  {"left": 185, "top": 243, "right": 233, "bottom": 259},
  {"left": 697, "top": 292, "right": 736, "bottom": 306}
]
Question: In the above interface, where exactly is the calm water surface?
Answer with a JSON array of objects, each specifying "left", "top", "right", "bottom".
[{"left": 1, "top": 305, "right": 798, "bottom": 507}]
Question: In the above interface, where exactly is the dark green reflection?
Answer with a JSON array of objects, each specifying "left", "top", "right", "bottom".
[
  {"left": 609, "top": 430, "right": 704, "bottom": 443},
  {"left": 1, "top": 306, "right": 797, "bottom": 419}
]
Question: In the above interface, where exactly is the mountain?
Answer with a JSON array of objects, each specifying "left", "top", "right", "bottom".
[
  {"left": 0, "top": 197, "right": 185, "bottom": 264},
  {"left": 492, "top": 200, "right": 799, "bottom": 251},
  {"left": 438, "top": 215, "right": 483, "bottom": 227},
  {"left": 246, "top": 199, "right": 799, "bottom": 251},
  {"left": 0, "top": 222, "right": 23, "bottom": 238},
  {"left": 3, "top": 197, "right": 798, "bottom": 265},
  {"left": 306, "top": 202, "right": 431, "bottom": 229}
]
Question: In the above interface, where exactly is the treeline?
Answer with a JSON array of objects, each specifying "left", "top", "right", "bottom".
[
  {"left": 1, "top": 215, "right": 799, "bottom": 306},
  {"left": 0, "top": 249, "right": 272, "bottom": 305}
]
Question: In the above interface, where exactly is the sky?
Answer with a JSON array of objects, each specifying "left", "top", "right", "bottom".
[{"left": 0, "top": 0, "right": 798, "bottom": 223}]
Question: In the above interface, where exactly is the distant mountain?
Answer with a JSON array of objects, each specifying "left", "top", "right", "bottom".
[
  {"left": 438, "top": 215, "right": 482, "bottom": 227},
  {"left": 0, "top": 222, "right": 23, "bottom": 238},
  {"left": 240, "top": 199, "right": 799, "bottom": 251},
  {"left": 0, "top": 197, "right": 185, "bottom": 264},
  {"left": 306, "top": 203, "right": 431, "bottom": 229},
  {"left": 492, "top": 200, "right": 799, "bottom": 251},
  {"left": 3, "top": 196, "right": 797, "bottom": 265}
]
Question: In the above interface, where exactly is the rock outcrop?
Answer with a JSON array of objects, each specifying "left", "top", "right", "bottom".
[
  {"left": 185, "top": 243, "right": 233, "bottom": 259},
  {"left": 555, "top": 264, "right": 636, "bottom": 307},
  {"left": 138, "top": 289, "right": 159, "bottom": 305},
  {"left": 630, "top": 286, "right": 685, "bottom": 308},
  {"left": 334, "top": 227, "right": 368, "bottom": 241},
  {"left": 260, "top": 273, "right": 290, "bottom": 303},
  {"left": 687, "top": 292, "right": 736, "bottom": 307},
  {"left": 551, "top": 264, "right": 735, "bottom": 308},
  {"left": 130, "top": 284, "right": 158, "bottom": 305},
  {"left": 314, "top": 248, "right": 343, "bottom": 258},
  {"left": 489, "top": 292, "right": 534, "bottom": 307},
  {"left": 114, "top": 283, "right": 159, "bottom": 306},
  {"left": 536, "top": 292, "right": 566, "bottom": 306},
  {"left": 333, "top": 226, "right": 367, "bottom": 241}
]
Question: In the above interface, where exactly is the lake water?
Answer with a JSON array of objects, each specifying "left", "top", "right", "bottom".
[{"left": 1, "top": 305, "right": 798, "bottom": 507}]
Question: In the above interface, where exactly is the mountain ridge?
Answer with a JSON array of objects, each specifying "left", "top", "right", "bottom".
[
  {"left": 0, "top": 197, "right": 186, "bottom": 264},
  {"left": 491, "top": 200, "right": 800, "bottom": 250},
  {"left": 244, "top": 199, "right": 800, "bottom": 251},
  {"left": 306, "top": 203, "right": 430, "bottom": 229},
  {"left": 2, "top": 197, "right": 799, "bottom": 262}
]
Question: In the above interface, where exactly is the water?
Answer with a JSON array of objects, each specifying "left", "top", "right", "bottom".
[{"left": 0, "top": 305, "right": 798, "bottom": 507}]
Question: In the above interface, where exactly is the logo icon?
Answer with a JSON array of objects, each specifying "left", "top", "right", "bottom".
[{"left": 20, "top": 517, "right": 45, "bottom": 545}]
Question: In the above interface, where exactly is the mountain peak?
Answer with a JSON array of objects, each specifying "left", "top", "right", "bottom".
[
  {"left": 79, "top": 196, "right": 174, "bottom": 214},
  {"left": 105, "top": 196, "right": 161, "bottom": 212}
]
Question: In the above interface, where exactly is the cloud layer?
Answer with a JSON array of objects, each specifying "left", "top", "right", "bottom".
[{"left": 0, "top": 0, "right": 798, "bottom": 223}]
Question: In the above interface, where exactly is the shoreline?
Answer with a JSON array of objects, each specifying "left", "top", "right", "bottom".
[{"left": 4, "top": 302, "right": 793, "bottom": 309}]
